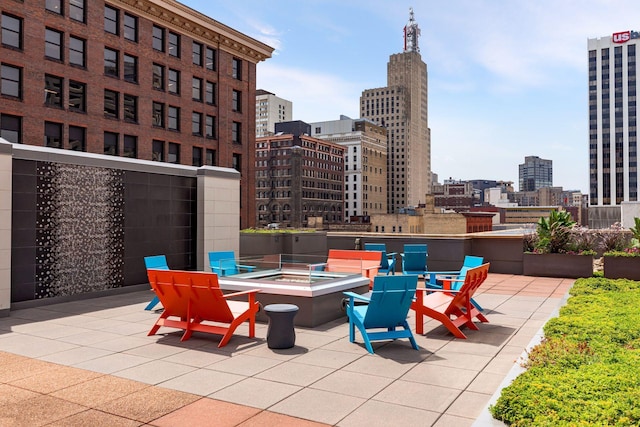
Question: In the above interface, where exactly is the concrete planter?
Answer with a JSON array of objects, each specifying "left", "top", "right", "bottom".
[
  {"left": 523, "top": 253, "right": 594, "bottom": 278},
  {"left": 603, "top": 255, "right": 640, "bottom": 280}
]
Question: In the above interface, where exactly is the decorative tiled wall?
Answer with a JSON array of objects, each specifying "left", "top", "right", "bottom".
[{"left": 35, "top": 163, "right": 125, "bottom": 298}]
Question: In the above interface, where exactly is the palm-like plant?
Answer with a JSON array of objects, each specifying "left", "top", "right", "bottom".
[{"left": 535, "top": 211, "right": 576, "bottom": 254}]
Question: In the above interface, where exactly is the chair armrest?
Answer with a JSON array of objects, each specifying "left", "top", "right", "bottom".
[
  {"left": 419, "top": 288, "right": 461, "bottom": 294},
  {"left": 426, "top": 270, "right": 459, "bottom": 276},
  {"left": 343, "top": 291, "right": 371, "bottom": 302},
  {"left": 223, "top": 289, "right": 261, "bottom": 299},
  {"left": 387, "top": 252, "right": 397, "bottom": 257}
]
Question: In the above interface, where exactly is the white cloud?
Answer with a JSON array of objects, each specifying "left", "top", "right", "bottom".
[{"left": 257, "top": 62, "right": 362, "bottom": 122}]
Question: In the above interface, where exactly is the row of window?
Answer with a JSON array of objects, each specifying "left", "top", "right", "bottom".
[
  {"left": 2, "top": 8, "right": 243, "bottom": 81},
  {"left": 0, "top": 113, "right": 224, "bottom": 167},
  {"left": 46, "top": 0, "right": 86, "bottom": 23}
]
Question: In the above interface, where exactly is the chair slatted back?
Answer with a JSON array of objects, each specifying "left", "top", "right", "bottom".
[
  {"left": 364, "top": 243, "right": 390, "bottom": 269},
  {"left": 363, "top": 275, "right": 418, "bottom": 329},
  {"left": 147, "top": 269, "right": 234, "bottom": 323},
  {"left": 446, "top": 263, "right": 490, "bottom": 314}
]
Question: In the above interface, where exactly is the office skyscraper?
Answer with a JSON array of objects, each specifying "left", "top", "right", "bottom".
[
  {"left": 360, "top": 8, "right": 431, "bottom": 213},
  {"left": 519, "top": 156, "right": 553, "bottom": 191},
  {"left": 588, "top": 30, "right": 639, "bottom": 205}
]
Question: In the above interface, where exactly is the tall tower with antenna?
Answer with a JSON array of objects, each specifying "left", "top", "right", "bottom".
[
  {"left": 404, "top": 7, "right": 421, "bottom": 53},
  {"left": 360, "top": 8, "right": 431, "bottom": 213}
]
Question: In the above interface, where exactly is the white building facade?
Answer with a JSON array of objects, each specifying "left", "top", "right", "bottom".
[
  {"left": 588, "top": 30, "right": 639, "bottom": 206},
  {"left": 311, "top": 117, "right": 388, "bottom": 220},
  {"left": 255, "top": 90, "right": 292, "bottom": 137}
]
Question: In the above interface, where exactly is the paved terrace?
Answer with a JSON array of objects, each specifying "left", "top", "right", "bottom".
[{"left": 0, "top": 273, "right": 573, "bottom": 426}]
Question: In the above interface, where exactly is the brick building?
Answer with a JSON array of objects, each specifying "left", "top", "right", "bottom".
[
  {"left": 255, "top": 121, "right": 345, "bottom": 228},
  {"left": 0, "top": 0, "right": 272, "bottom": 228}
]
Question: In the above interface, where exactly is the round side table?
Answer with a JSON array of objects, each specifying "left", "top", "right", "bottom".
[{"left": 264, "top": 304, "right": 299, "bottom": 349}]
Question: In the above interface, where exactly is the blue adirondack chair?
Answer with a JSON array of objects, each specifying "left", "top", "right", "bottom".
[
  {"left": 208, "top": 251, "right": 256, "bottom": 276},
  {"left": 401, "top": 251, "right": 429, "bottom": 278},
  {"left": 143, "top": 255, "right": 169, "bottom": 311},
  {"left": 425, "top": 255, "right": 485, "bottom": 311},
  {"left": 343, "top": 275, "right": 419, "bottom": 354},
  {"left": 364, "top": 243, "right": 397, "bottom": 275}
]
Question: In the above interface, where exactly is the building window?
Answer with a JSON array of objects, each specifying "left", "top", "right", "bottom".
[
  {"left": 205, "top": 81, "right": 215, "bottom": 104},
  {"left": 192, "top": 147, "right": 202, "bottom": 166},
  {"left": 44, "top": 74, "right": 63, "bottom": 107},
  {"left": 0, "top": 113, "right": 21, "bottom": 143},
  {"left": 68, "top": 80, "right": 86, "bottom": 112},
  {"left": 45, "top": 28, "right": 63, "bottom": 60},
  {"left": 168, "top": 106, "right": 179, "bottom": 130},
  {"left": 1, "top": 14, "right": 22, "bottom": 50},
  {"left": 205, "top": 115, "right": 215, "bottom": 138},
  {"left": 168, "top": 69, "right": 179, "bottom": 94},
  {"left": 104, "top": 48, "right": 119, "bottom": 77},
  {"left": 123, "top": 134, "right": 137, "bottom": 158},
  {"left": 1, "top": 64, "right": 21, "bottom": 98},
  {"left": 152, "top": 25, "right": 164, "bottom": 51},
  {"left": 68, "top": 125, "right": 85, "bottom": 151},
  {"left": 69, "top": 0, "right": 85, "bottom": 23},
  {"left": 168, "top": 142, "right": 180, "bottom": 163},
  {"left": 152, "top": 139, "right": 164, "bottom": 161},
  {"left": 232, "top": 153, "right": 241, "bottom": 172},
  {"left": 232, "top": 58, "right": 242, "bottom": 80},
  {"left": 152, "top": 102, "right": 164, "bottom": 127},
  {"left": 192, "top": 42, "right": 202, "bottom": 66},
  {"left": 168, "top": 32, "right": 180, "bottom": 57},
  {"left": 192, "top": 112, "right": 202, "bottom": 135},
  {"left": 69, "top": 36, "right": 85, "bottom": 67},
  {"left": 123, "top": 94, "right": 137, "bottom": 122},
  {"left": 104, "top": 131, "right": 118, "bottom": 155},
  {"left": 123, "top": 54, "right": 137, "bottom": 82},
  {"left": 152, "top": 63, "right": 165, "bottom": 90},
  {"left": 123, "top": 13, "right": 137, "bottom": 42},
  {"left": 205, "top": 47, "right": 216, "bottom": 70},
  {"left": 46, "top": 0, "right": 62, "bottom": 15},
  {"left": 206, "top": 149, "right": 215, "bottom": 166},
  {"left": 232, "top": 121, "right": 241, "bottom": 143},
  {"left": 44, "top": 121, "right": 62, "bottom": 148},
  {"left": 232, "top": 89, "right": 241, "bottom": 112},
  {"left": 104, "top": 5, "right": 118, "bottom": 35},
  {"left": 192, "top": 77, "right": 202, "bottom": 101},
  {"left": 104, "top": 90, "right": 118, "bottom": 119}
]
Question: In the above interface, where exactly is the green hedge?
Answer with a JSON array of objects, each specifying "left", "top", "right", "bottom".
[{"left": 490, "top": 277, "right": 640, "bottom": 426}]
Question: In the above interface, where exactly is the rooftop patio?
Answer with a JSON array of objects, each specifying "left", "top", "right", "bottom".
[{"left": 0, "top": 273, "right": 573, "bottom": 426}]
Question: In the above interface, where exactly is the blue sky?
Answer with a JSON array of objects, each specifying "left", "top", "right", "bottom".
[{"left": 182, "top": 0, "right": 640, "bottom": 193}]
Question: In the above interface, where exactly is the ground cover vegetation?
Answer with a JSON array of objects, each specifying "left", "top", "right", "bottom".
[{"left": 490, "top": 277, "right": 640, "bottom": 426}]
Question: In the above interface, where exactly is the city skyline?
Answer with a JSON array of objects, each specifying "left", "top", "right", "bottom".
[{"left": 183, "top": 0, "right": 640, "bottom": 193}]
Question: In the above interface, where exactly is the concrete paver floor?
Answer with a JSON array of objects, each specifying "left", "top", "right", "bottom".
[{"left": 0, "top": 273, "right": 574, "bottom": 426}]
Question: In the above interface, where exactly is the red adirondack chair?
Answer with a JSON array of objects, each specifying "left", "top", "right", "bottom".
[
  {"left": 411, "top": 263, "right": 490, "bottom": 338},
  {"left": 147, "top": 269, "right": 260, "bottom": 347}
]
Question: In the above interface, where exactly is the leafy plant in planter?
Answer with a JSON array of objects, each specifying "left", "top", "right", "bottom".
[
  {"left": 602, "top": 218, "right": 640, "bottom": 256},
  {"left": 533, "top": 210, "right": 588, "bottom": 254},
  {"left": 524, "top": 211, "right": 595, "bottom": 278},
  {"left": 603, "top": 218, "right": 640, "bottom": 280}
]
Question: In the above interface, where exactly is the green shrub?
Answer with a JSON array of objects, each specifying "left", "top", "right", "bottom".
[{"left": 490, "top": 277, "right": 640, "bottom": 426}]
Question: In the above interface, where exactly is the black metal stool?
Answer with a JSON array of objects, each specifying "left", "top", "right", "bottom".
[{"left": 264, "top": 304, "right": 299, "bottom": 349}]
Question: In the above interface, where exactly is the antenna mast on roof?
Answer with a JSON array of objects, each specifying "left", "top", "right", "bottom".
[{"left": 403, "top": 7, "right": 421, "bottom": 53}]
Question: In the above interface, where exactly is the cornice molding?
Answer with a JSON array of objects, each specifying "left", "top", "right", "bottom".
[{"left": 113, "top": 0, "right": 274, "bottom": 63}]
